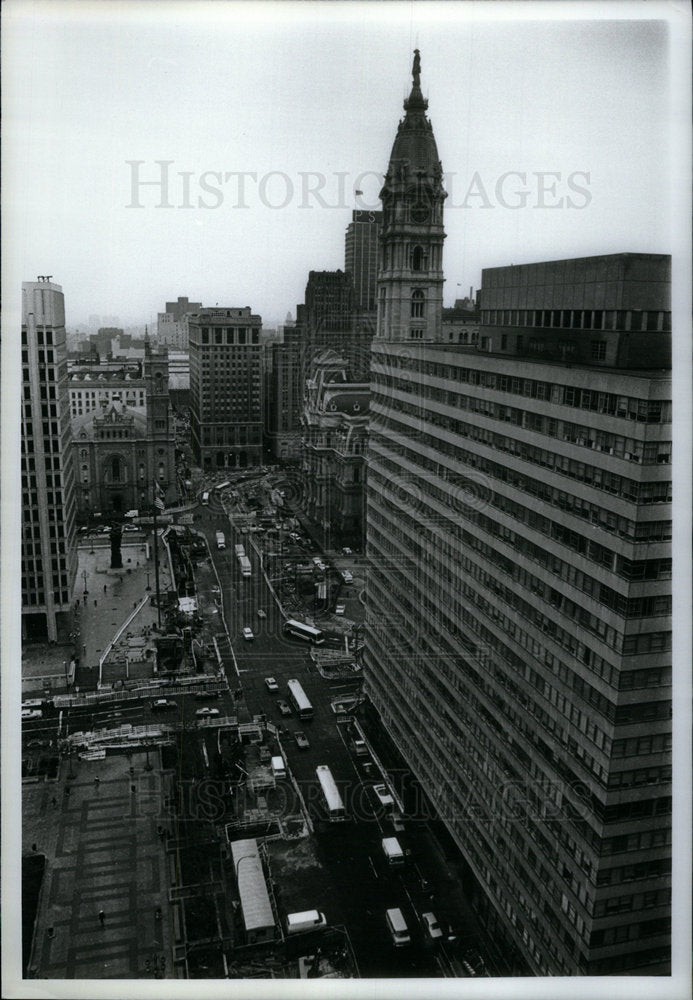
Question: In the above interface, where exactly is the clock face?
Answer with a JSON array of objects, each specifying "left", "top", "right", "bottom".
[{"left": 411, "top": 202, "right": 430, "bottom": 223}]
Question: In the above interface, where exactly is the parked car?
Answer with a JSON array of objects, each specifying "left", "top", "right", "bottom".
[
  {"left": 21, "top": 709, "right": 42, "bottom": 720},
  {"left": 342, "top": 547, "right": 353, "bottom": 555},
  {"left": 195, "top": 707, "right": 220, "bottom": 718},
  {"left": 257, "top": 609, "right": 267, "bottom": 619},
  {"left": 421, "top": 912, "right": 443, "bottom": 940},
  {"left": 294, "top": 730, "right": 310, "bottom": 749},
  {"left": 195, "top": 690, "right": 220, "bottom": 701},
  {"left": 341, "top": 570, "right": 353, "bottom": 583},
  {"left": 372, "top": 783, "right": 395, "bottom": 808},
  {"left": 242, "top": 627, "right": 254, "bottom": 640},
  {"left": 335, "top": 602, "right": 346, "bottom": 615},
  {"left": 264, "top": 677, "right": 279, "bottom": 692},
  {"left": 276, "top": 699, "right": 292, "bottom": 716}
]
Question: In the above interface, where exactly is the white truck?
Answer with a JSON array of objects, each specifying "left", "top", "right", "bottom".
[
  {"left": 381, "top": 836, "right": 405, "bottom": 866},
  {"left": 239, "top": 555, "right": 252, "bottom": 578},
  {"left": 234, "top": 543, "right": 245, "bottom": 558},
  {"left": 215, "top": 531, "right": 226, "bottom": 550}
]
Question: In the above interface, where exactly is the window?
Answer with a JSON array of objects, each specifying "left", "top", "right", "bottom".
[
  {"left": 591, "top": 340, "right": 607, "bottom": 361},
  {"left": 411, "top": 290, "right": 425, "bottom": 317},
  {"left": 411, "top": 245, "right": 426, "bottom": 271}
]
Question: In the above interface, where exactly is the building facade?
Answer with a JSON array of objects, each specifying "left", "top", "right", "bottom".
[
  {"left": 265, "top": 324, "right": 304, "bottom": 462},
  {"left": 22, "top": 279, "right": 78, "bottom": 642},
  {"left": 157, "top": 296, "right": 202, "bottom": 349},
  {"left": 188, "top": 306, "right": 263, "bottom": 470},
  {"left": 300, "top": 350, "right": 369, "bottom": 550},
  {"left": 364, "top": 53, "right": 671, "bottom": 976},
  {"left": 71, "top": 341, "right": 177, "bottom": 517},
  {"left": 345, "top": 209, "right": 383, "bottom": 312},
  {"left": 68, "top": 360, "right": 147, "bottom": 418}
]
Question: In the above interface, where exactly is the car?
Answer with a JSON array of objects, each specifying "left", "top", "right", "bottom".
[
  {"left": 264, "top": 677, "right": 279, "bottom": 692},
  {"left": 276, "top": 699, "right": 292, "bottom": 716},
  {"left": 341, "top": 570, "right": 353, "bottom": 583},
  {"left": 242, "top": 627, "right": 254, "bottom": 640},
  {"left": 422, "top": 912, "right": 443, "bottom": 940},
  {"left": 372, "top": 783, "right": 395, "bottom": 808},
  {"left": 21, "top": 709, "right": 42, "bottom": 720},
  {"left": 342, "top": 547, "right": 353, "bottom": 555},
  {"left": 195, "top": 707, "right": 220, "bottom": 718},
  {"left": 151, "top": 698, "right": 176, "bottom": 711},
  {"left": 122, "top": 524, "right": 139, "bottom": 532},
  {"left": 294, "top": 730, "right": 310, "bottom": 749},
  {"left": 195, "top": 690, "right": 220, "bottom": 701},
  {"left": 257, "top": 609, "right": 267, "bottom": 619},
  {"left": 335, "top": 602, "right": 346, "bottom": 615}
]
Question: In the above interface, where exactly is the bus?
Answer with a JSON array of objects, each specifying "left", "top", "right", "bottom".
[
  {"left": 283, "top": 619, "right": 324, "bottom": 645},
  {"left": 287, "top": 678, "right": 314, "bottom": 720},
  {"left": 316, "top": 765, "right": 347, "bottom": 822},
  {"left": 215, "top": 481, "right": 230, "bottom": 493},
  {"left": 201, "top": 491, "right": 210, "bottom": 506}
]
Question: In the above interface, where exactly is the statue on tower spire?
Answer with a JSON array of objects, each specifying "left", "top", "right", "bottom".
[{"left": 412, "top": 49, "right": 421, "bottom": 87}]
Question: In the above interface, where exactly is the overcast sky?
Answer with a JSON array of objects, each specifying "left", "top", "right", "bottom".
[{"left": 4, "top": 0, "right": 682, "bottom": 328}]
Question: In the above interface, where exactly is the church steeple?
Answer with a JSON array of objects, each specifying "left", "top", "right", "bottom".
[{"left": 376, "top": 50, "right": 446, "bottom": 343}]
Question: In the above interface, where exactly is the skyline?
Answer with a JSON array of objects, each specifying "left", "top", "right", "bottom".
[{"left": 5, "top": 1, "right": 678, "bottom": 329}]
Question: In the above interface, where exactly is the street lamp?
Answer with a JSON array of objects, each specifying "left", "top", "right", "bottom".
[{"left": 82, "top": 569, "right": 88, "bottom": 597}]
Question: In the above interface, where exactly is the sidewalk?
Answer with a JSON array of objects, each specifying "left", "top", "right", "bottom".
[
  {"left": 24, "top": 751, "right": 176, "bottom": 979},
  {"left": 22, "top": 533, "right": 176, "bottom": 696}
]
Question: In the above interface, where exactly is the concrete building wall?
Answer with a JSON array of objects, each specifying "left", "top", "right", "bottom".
[
  {"left": 189, "top": 307, "right": 264, "bottom": 470},
  {"left": 22, "top": 279, "right": 78, "bottom": 642},
  {"left": 365, "top": 336, "right": 671, "bottom": 975}
]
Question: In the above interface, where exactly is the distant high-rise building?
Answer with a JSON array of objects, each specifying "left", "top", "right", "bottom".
[
  {"left": 22, "top": 278, "right": 78, "bottom": 642},
  {"left": 157, "top": 298, "right": 201, "bottom": 350},
  {"left": 345, "top": 209, "right": 383, "bottom": 312},
  {"left": 364, "top": 52, "right": 672, "bottom": 977},
  {"left": 303, "top": 269, "right": 372, "bottom": 381},
  {"left": 265, "top": 324, "right": 303, "bottom": 462},
  {"left": 188, "top": 306, "right": 263, "bottom": 470}
]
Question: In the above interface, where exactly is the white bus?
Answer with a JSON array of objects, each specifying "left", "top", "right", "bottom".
[
  {"left": 215, "top": 481, "right": 230, "bottom": 493},
  {"left": 316, "top": 765, "right": 347, "bottom": 822},
  {"left": 287, "top": 678, "right": 314, "bottom": 720},
  {"left": 283, "top": 619, "right": 324, "bottom": 645},
  {"left": 201, "top": 491, "right": 210, "bottom": 506}
]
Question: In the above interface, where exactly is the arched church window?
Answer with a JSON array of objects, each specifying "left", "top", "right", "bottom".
[
  {"left": 411, "top": 245, "right": 426, "bottom": 271},
  {"left": 411, "top": 290, "right": 425, "bottom": 317},
  {"left": 111, "top": 456, "right": 121, "bottom": 482}
]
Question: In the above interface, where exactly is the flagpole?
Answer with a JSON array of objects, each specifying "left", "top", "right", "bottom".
[{"left": 153, "top": 485, "right": 162, "bottom": 628}]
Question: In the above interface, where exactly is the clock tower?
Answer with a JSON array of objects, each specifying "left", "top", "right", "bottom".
[{"left": 377, "top": 50, "right": 446, "bottom": 343}]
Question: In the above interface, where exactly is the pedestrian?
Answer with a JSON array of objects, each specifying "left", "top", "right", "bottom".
[
  {"left": 51, "top": 796, "right": 57, "bottom": 807},
  {"left": 94, "top": 776, "right": 100, "bottom": 788},
  {"left": 94, "top": 599, "right": 97, "bottom": 608},
  {"left": 103, "top": 584, "right": 107, "bottom": 593},
  {"left": 98, "top": 909, "right": 105, "bottom": 926}
]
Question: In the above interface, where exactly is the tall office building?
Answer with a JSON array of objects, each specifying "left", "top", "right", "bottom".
[
  {"left": 188, "top": 306, "right": 263, "bottom": 470},
  {"left": 302, "top": 270, "right": 371, "bottom": 381},
  {"left": 22, "top": 278, "right": 78, "bottom": 642},
  {"left": 364, "top": 53, "right": 671, "bottom": 976},
  {"left": 345, "top": 209, "right": 383, "bottom": 312},
  {"left": 266, "top": 324, "right": 304, "bottom": 462}
]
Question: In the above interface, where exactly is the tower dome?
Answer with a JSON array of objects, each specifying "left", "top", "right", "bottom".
[{"left": 381, "top": 49, "right": 445, "bottom": 195}]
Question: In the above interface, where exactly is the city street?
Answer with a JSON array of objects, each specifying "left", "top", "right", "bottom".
[{"left": 190, "top": 490, "right": 465, "bottom": 977}]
